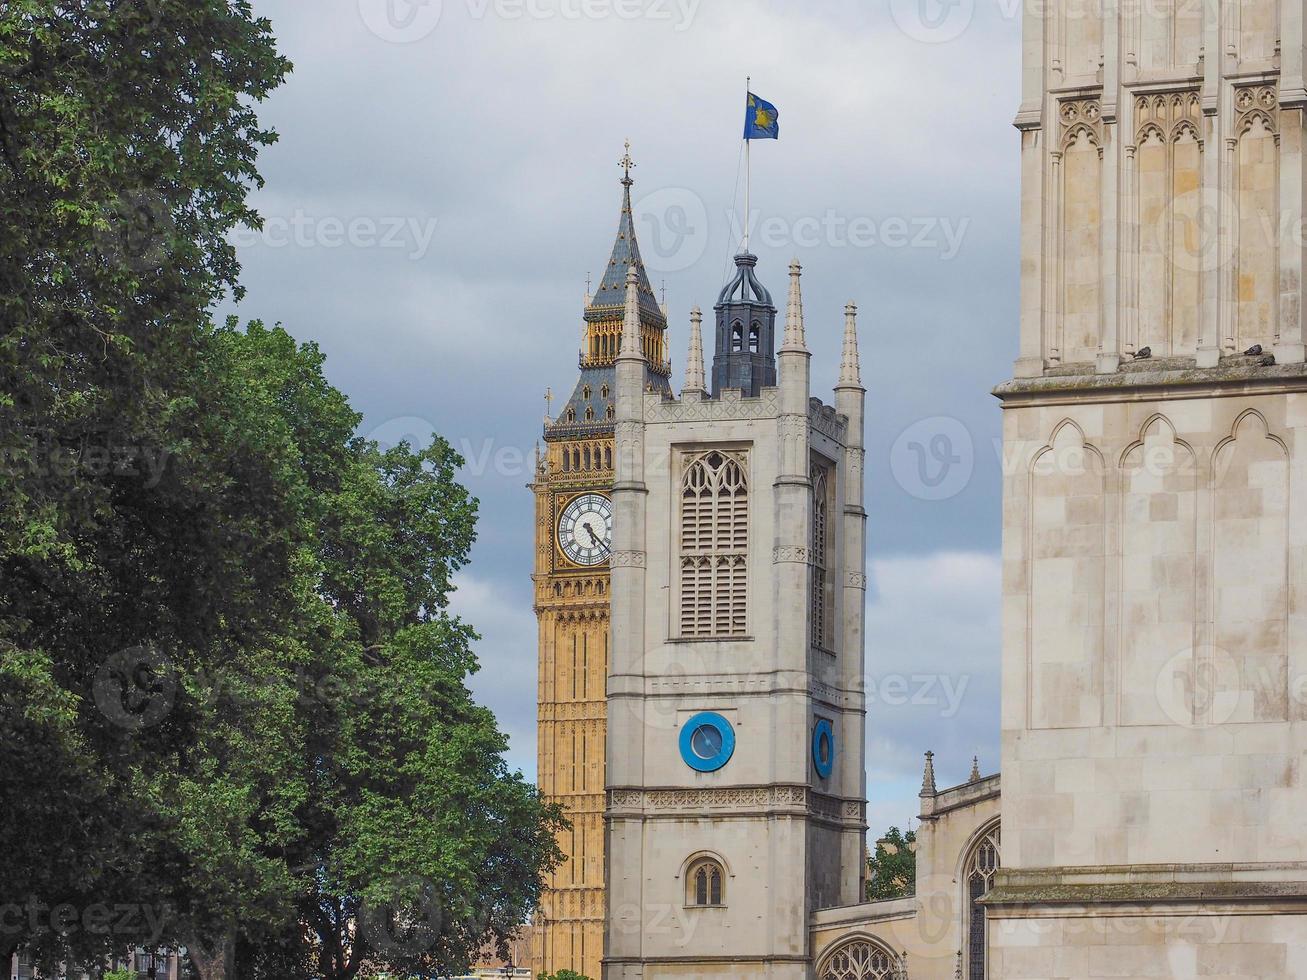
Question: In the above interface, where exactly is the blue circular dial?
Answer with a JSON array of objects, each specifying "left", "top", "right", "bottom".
[
  {"left": 812, "top": 718, "right": 835, "bottom": 779},
  {"left": 679, "top": 713, "right": 735, "bottom": 772}
]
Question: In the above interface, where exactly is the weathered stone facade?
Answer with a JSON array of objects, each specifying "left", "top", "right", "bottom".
[{"left": 988, "top": 0, "right": 1307, "bottom": 973}]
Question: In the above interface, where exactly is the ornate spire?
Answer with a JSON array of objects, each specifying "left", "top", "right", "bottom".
[
  {"left": 619, "top": 265, "right": 643, "bottom": 360},
  {"left": 781, "top": 258, "right": 806, "bottom": 351},
  {"left": 585, "top": 143, "right": 664, "bottom": 323},
  {"left": 970, "top": 756, "right": 982, "bottom": 783},
  {"left": 619, "top": 138, "right": 635, "bottom": 187},
  {"left": 838, "top": 301, "right": 862, "bottom": 387},
  {"left": 684, "top": 306, "right": 706, "bottom": 394},
  {"left": 920, "top": 750, "right": 937, "bottom": 797}
]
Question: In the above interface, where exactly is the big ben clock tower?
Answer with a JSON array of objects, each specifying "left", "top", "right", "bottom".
[{"left": 530, "top": 146, "right": 670, "bottom": 979}]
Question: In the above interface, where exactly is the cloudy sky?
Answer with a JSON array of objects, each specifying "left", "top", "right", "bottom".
[{"left": 223, "top": 0, "right": 1021, "bottom": 834}]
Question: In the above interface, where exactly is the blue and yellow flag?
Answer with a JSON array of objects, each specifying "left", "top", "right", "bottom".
[{"left": 744, "top": 92, "right": 779, "bottom": 140}]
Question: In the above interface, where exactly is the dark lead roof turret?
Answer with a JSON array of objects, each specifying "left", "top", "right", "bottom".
[{"left": 711, "top": 252, "right": 777, "bottom": 398}]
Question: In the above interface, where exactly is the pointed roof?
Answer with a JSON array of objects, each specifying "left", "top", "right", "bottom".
[{"left": 585, "top": 162, "right": 665, "bottom": 325}]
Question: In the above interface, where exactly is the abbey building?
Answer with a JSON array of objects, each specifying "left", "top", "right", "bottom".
[{"left": 534, "top": 0, "right": 1307, "bottom": 972}]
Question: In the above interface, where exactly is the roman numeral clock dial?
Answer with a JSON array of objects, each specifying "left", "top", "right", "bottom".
[{"left": 557, "top": 493, "right": 613, "bottom": 567}]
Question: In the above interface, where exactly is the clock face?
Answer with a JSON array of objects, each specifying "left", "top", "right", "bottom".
[{"left": 558, "top": 493, "right": 613, "bottom": 566}]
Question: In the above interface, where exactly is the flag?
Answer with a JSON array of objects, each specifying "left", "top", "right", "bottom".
[{"left": 744, "top": 92, "right": 779, "bottom": 140}]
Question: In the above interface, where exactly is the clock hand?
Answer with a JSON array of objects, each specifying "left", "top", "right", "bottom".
[{"left": 584, "top": 524, "right": 611, "bottom": 553}]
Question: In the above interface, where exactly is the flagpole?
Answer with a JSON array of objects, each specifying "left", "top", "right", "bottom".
[{"left": 743, "top": 75, "right": 751, "bottom": 253}]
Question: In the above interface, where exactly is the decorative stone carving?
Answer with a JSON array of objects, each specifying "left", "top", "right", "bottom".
[
  {"left": 1235, "top": 84, "right": 1279, "bottom": 136},
  {"left": 1059, "top": 98, "right": 1104, "bottom": 154},
  {"left": 644, "top": 387, "right": 780, "bottom": 423}
]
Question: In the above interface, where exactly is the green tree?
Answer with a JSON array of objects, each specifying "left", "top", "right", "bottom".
[
  {"left": 1, "top": 0, "right": 290, "bottom": 973},
  {"left": 538, "top": 971, "right": 592, "bottom": 980},
  {"left": 1, "top": 5, "right": 563, "bottom": 980},
  {"left": 210, "top": 322, "right": 565, "bottom": 980},
  {"left": 866, "top": 826, "right": 917, "bottom": 901}
]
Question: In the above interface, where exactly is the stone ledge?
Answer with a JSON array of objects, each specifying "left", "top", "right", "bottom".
[
  {"left": 982, "top": 863, "right": 1307, "bottom": 907},
  {"left": 994, "top": 356, "right": 1307, "bottom": 405}
]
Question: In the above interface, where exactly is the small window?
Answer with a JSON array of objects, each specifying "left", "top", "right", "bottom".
[
  {"left": 583, "top": 384, "right": 592, "bottom": 399},
  {"left": 687, "top": 858, "right": 725, "bottom": 907},
  {"left": 749, "top": 321, "right": 760, "bottom": 353},
  {"left": 601, "top": 384, "right": 610, "bottom": 398},
  {"left": 731, "top": 321, "right": 744, "bottom": 352}
]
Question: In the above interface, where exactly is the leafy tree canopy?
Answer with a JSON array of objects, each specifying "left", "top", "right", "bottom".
[{"left": 866, "top": 826, "right": 917, "bottom": 901}]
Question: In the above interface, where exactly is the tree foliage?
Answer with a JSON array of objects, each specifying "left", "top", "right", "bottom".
[
  {"left": 1, "top": 4, "right": 562, "bottom": 979},
  {"left": 866, "top": 826, "right": 917, "bottom": 901}
]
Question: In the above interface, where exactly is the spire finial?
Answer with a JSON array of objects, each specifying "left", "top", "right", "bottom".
[
  {"left": 838, "top": 300, "right": 862, "bottom": 387},
  {"left": 544, "top": 387, "right": 553, "bottom": 424},
  {"left": 920, "top": 750, "right": 937, "bottom": 797},
  {"left": 619, "top": 140, "right": 635, "bottom": 187},
  {"left": 618, "top": 264, "right": 643, "bottom": 361},
  {"left": 684, "top": 306, "right": 706, "bottom": 394},
  {"left": 781, "top": 257, "right": 807, "bottom": 351},
  {"left": 970, "top": 756, "right": 981, "bottom": 782}
]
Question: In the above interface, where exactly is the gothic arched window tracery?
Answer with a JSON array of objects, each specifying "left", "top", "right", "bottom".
[
  {"left": 686, "top": 857, "right": 725, "bottom": 907},
  {"left": 818, "top": 937, "right": 906, "bottom": 980},
  {"left": 964, "top": 821, "right": 1001, "bottom": 980}
]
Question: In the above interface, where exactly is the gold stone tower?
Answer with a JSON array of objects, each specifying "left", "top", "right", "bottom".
[{"left": 530, "top": 147, "right": 669, "bottom": 979}]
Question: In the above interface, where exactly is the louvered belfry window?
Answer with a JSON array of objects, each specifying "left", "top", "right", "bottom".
[
  {"left": 680, "top": 451, "right": 749, "bottom": 636},
  {"left": 811, "top": 462, "right": 831, "bottom": 649}
]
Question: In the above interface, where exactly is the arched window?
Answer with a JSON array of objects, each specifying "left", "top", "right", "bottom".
[
  {"left": 818, "top": 937, "right": 906, "bottom": 980},
  {"left": 686, "top": 858, "right": 725, "bottom": 907},
  {"left": 731, "top": 321, "right": 744, "bottom": 352},
  {"left": 583, "top": 446, "right": 592, "bottom": 468},
  {"left": 748, "top": 321, "right": 760, "bottom": 353},
  {"left": 679, "top": 451, "right": 749, "bottom": 637},
  {"left": 603, "top": 446, "right": 612, "bottom": 468},
  {"left": 810, "top": 463, "right": 831, "bottom": 648},
  {"left": 964, "top": 822, "right": 1001, "bottom": 980}
]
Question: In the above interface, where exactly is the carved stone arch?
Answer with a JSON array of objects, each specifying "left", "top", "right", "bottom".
[
  {"left": 1239, "top": 109, "right": 1277, "bottom": 139},
  {"left": 1214, "top": 408, "right": 1289, "bottom": 473},
  {"left": 1118, "top": 415, "right": 1199, "bottom": 726},
  {"left": 1061, "top": 121, "right": 1101, "bottom": 152},
  {"left": 817, "top": 934, "right": 907, "bottom": 980},
  {"left": 1027, "top": 420, "right": 1106, "bottom": 730},
  {"left": 1210, "top": 408, "right": 1291, "bottom": 725},
  {"left": 1117, "top": 412, "right": 1196, "bottom": 469},
  {"left": 1032, "top": 418, "right": 1104, "bottom": 472},
  {"left": 1171, "top": 119, "right": 1200, "bottom": 145},
  {"left": 1136, "top": 121, "right": 1166, "bottom": 146}
]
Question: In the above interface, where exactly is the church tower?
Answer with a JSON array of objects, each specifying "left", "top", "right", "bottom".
[
  {"left": 605, "top": 252, "right": 868, "bottom": 977},
  {"left": 531, "top": 147, "right": 670, "bottom": 980},
  {"left": 988, "top": 1, "right": 1307, "bottom": 975}
]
